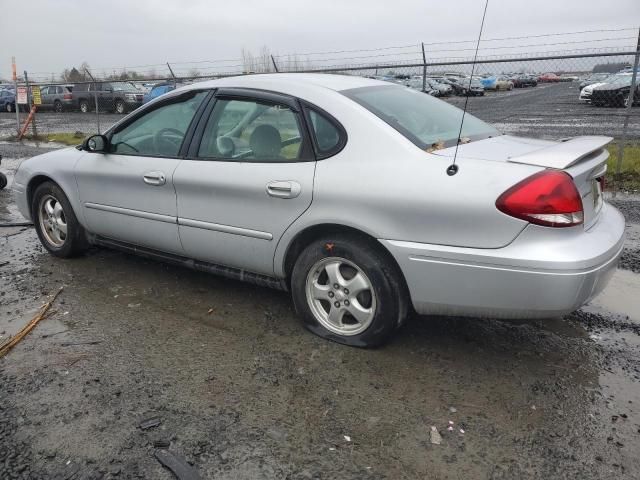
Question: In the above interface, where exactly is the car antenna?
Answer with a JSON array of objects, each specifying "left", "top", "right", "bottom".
[{"left": 447, "top": 0, "right": 490, "bottom": 176}]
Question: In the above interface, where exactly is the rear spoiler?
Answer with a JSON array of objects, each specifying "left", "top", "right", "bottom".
[{"left": 507, "top": 135, "right": 612, "bottom": 169}]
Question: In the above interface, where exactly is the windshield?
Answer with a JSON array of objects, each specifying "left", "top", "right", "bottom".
[
  {"left": 607, "top": 74, "right": 632, "bottom": 85},
  {"left": 112, "top": 82, "right": 138, "bottom": 91},
  {"left": 342, "top": 85, "right": 500, "bottom": 148}
]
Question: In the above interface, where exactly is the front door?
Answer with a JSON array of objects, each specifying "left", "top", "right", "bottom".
[
  {"left": 75, "top": 90, "right": 209, "bottom": 254},
  {"left": 173, "top": 89, "right": 316, "bottom": 276}
]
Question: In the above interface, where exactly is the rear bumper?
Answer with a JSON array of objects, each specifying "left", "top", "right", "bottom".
[{"left": 381, "top": 203, "right": 625, "bottom": 319}]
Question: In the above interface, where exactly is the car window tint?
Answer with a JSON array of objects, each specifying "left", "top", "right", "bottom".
[
  {"left": 198, "top": 98, "right": 303, "bottom": 162},
  {"left": 308, "top": 109, "right": 340, "bottom": 154},
  {"left": 110, "top": 91, "right": 207, "bottom": 157}
]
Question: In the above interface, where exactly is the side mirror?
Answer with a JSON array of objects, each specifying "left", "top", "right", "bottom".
[{"left": 83, "top": 134, "right": 108, "bottom": 152}]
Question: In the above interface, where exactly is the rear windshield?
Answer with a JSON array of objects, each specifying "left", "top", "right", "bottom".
[{"left": 342, "top": 85, "right": 500, "bottom": 148}]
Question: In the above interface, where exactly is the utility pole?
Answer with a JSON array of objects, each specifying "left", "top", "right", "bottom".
[
  {"left": 615, "top": 26, "right": 640, "bottom": 196},
  {"left": 271, "top": 55, "right": 279, "bottom": 73},
  {"left": 24, "top": 71, "right": 37, "bottom": 139},
  {"left": 12, "top": 57, "right": 19, "bottom": 136}
]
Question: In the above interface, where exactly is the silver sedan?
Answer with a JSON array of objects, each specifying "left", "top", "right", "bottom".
[{"left": 13, "top": 74, "right": 624, "bottom": 347}]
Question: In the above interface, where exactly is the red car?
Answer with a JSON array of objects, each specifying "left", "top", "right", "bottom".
[{"left": 538, "top": 73, "right": 561, "bottom": 83}]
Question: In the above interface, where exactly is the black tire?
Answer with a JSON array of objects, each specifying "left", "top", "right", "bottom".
[
  {"left": 54, "top": 100, "right": 63, "bottom": 113},
  {"left": 5, "top": 102, "right": 13, "bottom": 113},
  {"left": 114, "top": 99, "right": 126, "bottom": 114},
  {"left": 79, "top": 99, "right": 90, "bottom": 113},
  {"left": 291, "top": 234, "right": 408, "bottom": 348},
  {"left": 31, "top": 181, "right": 88, "bottom": 258},
  {"left": 0, "top": 173, "right": 7, "bottom": 190}
]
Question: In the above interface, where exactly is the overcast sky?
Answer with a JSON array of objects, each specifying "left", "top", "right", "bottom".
[{"left": 1, "top": 0, "right": 638, "bottom": 80}]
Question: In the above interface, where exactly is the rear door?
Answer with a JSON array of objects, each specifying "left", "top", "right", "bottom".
[{"left": 173, "top": 89, "right": 316, "bottom": 276}]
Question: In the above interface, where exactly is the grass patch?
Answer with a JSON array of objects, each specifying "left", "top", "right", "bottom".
[
  {"left": 1, "top": 132, "right": 86, "bottom": 146},
  {"left": 607, "top": 143, "right": 640, "bottom": 192},
  {"left": 44, "top": 132, "right": 86, "bottom": 145}
]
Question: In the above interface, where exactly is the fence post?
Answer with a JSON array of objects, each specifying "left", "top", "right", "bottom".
[
  {"left": 421, "top": 43, "right": 427, "bottom": 93},
  {"left": 271, "top": 55, "right": 279, "bottom": 73},
  {"left": 84, "top": 68, "right": 101, "bottom": 134},
  {"left": 614, "top": 27, "right": 640, "bottom": 197},
  {"left": 167, "top": 62, "right": 177, "bottom": 87},
  {"left": 23, "top": 71, "right": 38, "bottom": 139},
  {"left": 12, "top": 57, "right": 20, "bottom": 136}
]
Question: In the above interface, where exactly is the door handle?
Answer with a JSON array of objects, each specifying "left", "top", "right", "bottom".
[
  {"left": 266, "top": 181, "right": 301, "bottom": 199},
  {"left": 143, "top": 171, "right": 166, "bottom": 186}
]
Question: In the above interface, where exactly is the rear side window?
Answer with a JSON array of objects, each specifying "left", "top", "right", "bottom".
[
  {"left": 197, "top": 98, "right": 304, "bottom": 162},
  {"left": 306, "top": 108, "right": 344, "bottom": 156}
]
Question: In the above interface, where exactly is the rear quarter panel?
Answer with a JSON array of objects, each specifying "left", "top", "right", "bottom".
[{"left": 272, "top": 88, "right": 540, "bottom": 277}]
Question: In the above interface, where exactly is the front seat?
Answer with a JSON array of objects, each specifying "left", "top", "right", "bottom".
[{"left": 249, "top": 125, "right": 282, "bottom": 160}]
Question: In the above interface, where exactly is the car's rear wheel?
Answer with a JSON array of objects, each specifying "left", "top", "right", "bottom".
[
  {"left": 54, "top": 100, "right": 63, "bottom": 113},
  {"left": 32, "top": 181, "right": 88, "bottom": 257},
  {"left": 291, "top": 234, "right": 408, "bottom": 347},
  {"left": 5, "top": 103, "right": 13, "bottom": 113},
  {"left": 79, "top": 100, "right": 90, "bottom": 113},
  {"left": 114, "top": 100, "right": 126, "bottom": 114},
  {"left": 0, "top": 173, "right": 7, "bottom": 190}
]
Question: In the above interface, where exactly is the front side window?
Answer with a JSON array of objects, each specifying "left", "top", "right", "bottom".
[
  {"left": 197, "top": 98, "right": 304, "bottom": 161},
  {"left": 342, "top": 85, "right": 500, "bottom": 148},
  {"left": 110, "top": 91, "right": 207, "bottom": 157}
]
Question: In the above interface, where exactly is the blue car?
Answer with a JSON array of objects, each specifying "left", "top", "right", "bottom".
[
  {"left": 479, "top": 76, "right": 497, "bottom": 90},
  {"left": 142, "top": 83, "right": 179, "bottom": 104}
]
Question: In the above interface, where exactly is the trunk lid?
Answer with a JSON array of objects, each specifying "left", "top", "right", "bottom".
[{"left": 434, "top": 135, "right": 612, "bottom": 229}]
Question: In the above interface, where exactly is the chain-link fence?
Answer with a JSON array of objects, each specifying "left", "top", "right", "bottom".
[{"left": 1, "top": 49, "right": 639, "bottom": 193}]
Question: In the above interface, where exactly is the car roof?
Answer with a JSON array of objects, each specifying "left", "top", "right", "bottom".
[{"left": 179, "top": 73, "right": 389, "bottom": 95}]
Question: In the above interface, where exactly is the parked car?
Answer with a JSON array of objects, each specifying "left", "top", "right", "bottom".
[
  {"left": 0, "top": 89, "right": 16, "bottom": 112},
  {"left": 479, "top": 76, "right": 498, "bottom": 90},
  {"left": 73, "top": 81, "right": 144, "bottom": 114},
  {"left": 405, "top": 78, "right": 435, "bottom": 95},
  {"left": 579, "top": 73, "right": 610, "bottom": 90},
  {"left": 426, "top": 78, "right": 453, "bottom": 97},
  {"left": 143, "top": 82, "right": 181, "bottom": 104},
  {"left": 579, "top": 73, "right": 629, "bottom": 102},
  {"left": 591, "top": 74, "right": 639, "bottom": 107},
  {"left": 495, "top": 77, "right": 514, "bottom": 91},
  {"left": 512, "top": 75, "right": 538, "bottom": 88},
  {"left": 442, "top": 77, "right": 484, "bottom": 96},
  {"left": 0, "top": 89, "right": 28, "bottom": 112},
  {"left": 38, "top": 85, "right": 74, "bottom": 112},
  {"left": 12, "top": 74, "right": 624, "bottom": 347},
  {"left": 539, "top": 73, "right": 561, "bottom": 83}
]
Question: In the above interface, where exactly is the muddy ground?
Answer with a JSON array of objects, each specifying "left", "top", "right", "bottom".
[{"left": 1, "top": 145, "right": 639, "bottom": 479}]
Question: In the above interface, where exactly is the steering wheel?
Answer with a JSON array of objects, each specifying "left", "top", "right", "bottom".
[{"left": 153, "top": 128, "right": 184, "bottom": 155}]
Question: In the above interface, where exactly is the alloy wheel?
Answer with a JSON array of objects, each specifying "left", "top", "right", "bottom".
[
  {"left": 38, "top": 194, "right": 67, "bottom": 248},
  {"left": 305, "top": 257, "right": 377, "bottom": 336}
]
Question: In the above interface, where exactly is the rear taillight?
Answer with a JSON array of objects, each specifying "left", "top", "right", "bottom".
[
  {"left": 63, "top": 93, "right": 72, "bottom": 100},
  {"left": 496, "top": 170, "right": 583, "bottom": 227}
]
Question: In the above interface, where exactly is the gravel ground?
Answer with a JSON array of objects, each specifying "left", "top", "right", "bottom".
[
  {"left": 1, "top": 82, "right": 639, "bottom": 141},
  {"left": 1, "top": 140, "right": 639, "bottom": 479}
]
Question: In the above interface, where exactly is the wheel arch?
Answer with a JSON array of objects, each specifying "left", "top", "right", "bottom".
[{"left": 280, "top": 223, "right": 410, "bottom": 297}]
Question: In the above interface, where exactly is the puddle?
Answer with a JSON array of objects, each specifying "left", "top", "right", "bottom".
[{"left": 586, "top": 269, "right": 640, "bottom": 323}]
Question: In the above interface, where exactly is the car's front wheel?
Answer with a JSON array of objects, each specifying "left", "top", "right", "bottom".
[
  {"left": 291, "top": 234, "right": 408, "bottom": 347},
  {"left": 5, "top": 102, "right": 13, "bottom": 113},
  {"left": 32, "top": 181, "right": 88, "bottom": 257}
]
